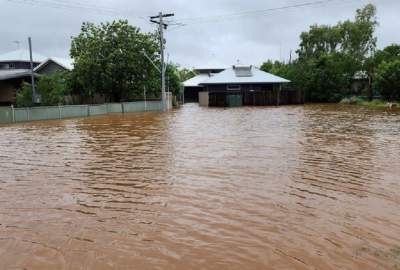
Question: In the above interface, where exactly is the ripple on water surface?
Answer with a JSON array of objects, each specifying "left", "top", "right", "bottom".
[{"left": 0, "top": 104, "right": 400, "bottom": 270}]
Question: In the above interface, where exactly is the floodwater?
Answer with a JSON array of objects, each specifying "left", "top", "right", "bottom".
[{"left": 0, "top": 104, "right": 400, "bottom": 270}]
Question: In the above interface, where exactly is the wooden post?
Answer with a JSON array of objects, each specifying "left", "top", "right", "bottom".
[
  {"left": 11, "top": 105, "right": 15, "bottom": 123},
  {"left": 276, "top": 84, "right": 281, "bottom": 106}
]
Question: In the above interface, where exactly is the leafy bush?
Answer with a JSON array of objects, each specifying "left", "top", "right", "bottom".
[
  {"left": 37, "top": 72, "right": 70, "bottom": 106},
  {"left": 15, "top": 72, "right": 70, "bottom": 108},
  {"left": 374, "top": 60, "right": 400, "bottom": 101},
  {"left": 16, "top": 82, "right": 34, "bottom": 108},
  {"left": 340, "top": 96, "right": 363, "bottom": 104}
]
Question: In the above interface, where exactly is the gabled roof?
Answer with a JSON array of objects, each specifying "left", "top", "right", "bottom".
[
  {"left": 0, "top": 49, "right": 47, "bottom": 63},
  {"left": 51, "top": 57, "right": 74, "bottom": 70},
  {"left": 200, "top": 65, "right": 290, "bottom": 85},
  {"left": 34, "top": 58, "right": 73, "bottom": 72}
]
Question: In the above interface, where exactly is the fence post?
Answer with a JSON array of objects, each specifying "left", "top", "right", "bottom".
[
  {"left": 27, "top": 107, "right": 30, "bottom": 121},
  {"left": 58, "top": 104, "right": 62, "bottom": 119},
  {"left": 121, "top": 103, "right": 125, "bottom": 114},
  {"left": 11, "top": 105, "right": 15, "bottom": 123},
  {"left": 87, "top": 105, "right": 90, "bottom": 117}
]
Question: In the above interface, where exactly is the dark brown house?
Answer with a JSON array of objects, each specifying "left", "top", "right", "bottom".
[{"left": 185, "top": 64, "right": 303, "bottom": 107}]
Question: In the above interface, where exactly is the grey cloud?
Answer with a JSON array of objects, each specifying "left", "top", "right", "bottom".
[{"left": 1, "top": 0, "right": 399, "bottom": 68}]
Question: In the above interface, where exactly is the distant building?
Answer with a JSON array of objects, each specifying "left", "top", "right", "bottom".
[
  {"left": 0, "top": 50, "right": 72, "bottom": 105},
  {"left": 183, "top": 67, "right": 226, "bottom": 103},
  {"left": 184, "top": 64, "right": 303, "bottom": 107}
]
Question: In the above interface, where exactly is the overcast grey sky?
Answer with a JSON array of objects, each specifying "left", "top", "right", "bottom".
[{"left": 1, "top": 0, "right": 399, "bottom": 68}]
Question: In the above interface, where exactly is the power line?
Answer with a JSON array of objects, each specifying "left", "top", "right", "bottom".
[
  {"left": 149, "top": 12, "right": 175, "bottom": 112},
  {"left": 172, "top": 0, "right": 359, "bottom": 26},
  {"left": 4, "top": 0, "right": 149, "bottom": 21},
  {"left": 5, "top": 0, "right": 118, "bottom": 14}
]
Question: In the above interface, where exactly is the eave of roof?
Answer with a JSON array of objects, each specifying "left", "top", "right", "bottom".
[
  {"left": 0, "top": 69, "right": 39, "bottom": 80},
  {"left": 183, "top": 74, "right": 211, "bottom": 87}
]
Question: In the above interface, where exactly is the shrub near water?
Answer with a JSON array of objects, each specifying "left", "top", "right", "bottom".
[
  {"left": 340, "top": 96, "right": 400, "bottom": 109},
  {"left": 374, "top": 60, "right": 400, "bottom": 102}
]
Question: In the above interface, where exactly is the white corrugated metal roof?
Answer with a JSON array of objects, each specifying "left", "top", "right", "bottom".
[
  {"left": 0, "top": 69, "right": 34, "bottom": 80},
  {"left": 201, "top": 65, "right": 290, "bottom": 84},
  {"left": 0, "top": 49, "right": 47, "bottom": 63},
  {"left": 183, "top": 74, "right": 212, "bottom": 87}
]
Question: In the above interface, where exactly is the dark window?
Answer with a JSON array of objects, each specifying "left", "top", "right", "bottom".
[
  {"left": 227, "top": 85, "right": 241, "bottom": 91},
  {"left": 0, "top": 63, "right": 10, "bottom": 69}
]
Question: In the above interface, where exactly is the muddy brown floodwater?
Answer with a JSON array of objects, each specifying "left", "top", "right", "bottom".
[{"left": 0, "top": 104, "right": 400, "bottom": 270}]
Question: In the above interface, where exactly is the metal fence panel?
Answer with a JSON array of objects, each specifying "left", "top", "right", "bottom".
[
  {"left": 123, "top": 102, "right": 145, "bottom": 113},
  {"left": 107, "top": 103, "right": 123, "bottom": 113},
  {"left": 0, "top": 107, "right": 12, "bottom": 124},
  {"left": 29, "top": 106, "right": 60, "bottom": 121},
  {"left": 1, "top": 101, "right": 164, "bottom": 125},
  {"left": 146, "top": 101, "right": 163, "bottom": 111},
  {"left": 89, "top": 104, "right": 107, "bottom": 116},
  {"left": 14, "top": 108, "right": 29, "bottom": 123},
  {"left": 60, "top": 105, "right": 88, "bottom": 119}
]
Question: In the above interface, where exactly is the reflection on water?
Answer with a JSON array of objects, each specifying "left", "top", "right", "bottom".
[{"left": 1, "top": 104, "right": 400, "bottom": 270}]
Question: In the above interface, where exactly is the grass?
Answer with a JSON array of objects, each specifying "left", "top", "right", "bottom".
[
  {"left": 340, "top": 96, "right": 400, "bottom": 109},
  {"left": 356, "top": 245, "right": 400, "bottom": 269}
]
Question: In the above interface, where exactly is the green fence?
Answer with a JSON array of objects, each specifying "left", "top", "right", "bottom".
[
  {"left": 89, "top": 104, "right": 108, "bottom": 116},
  {"left": 0, "top": 101, "right": 163, "bottom": 125},
  {"left": 0, "top": 107, "right": 12, "bottom": 124}
]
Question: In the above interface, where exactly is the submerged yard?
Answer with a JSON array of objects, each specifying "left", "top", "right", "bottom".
[{"left": 0, "top": 104, "right": 399, "bottom": 269}]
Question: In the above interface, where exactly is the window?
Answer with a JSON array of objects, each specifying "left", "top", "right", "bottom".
[
  {"left": 227, "top": 85, "right": 241, "bottom": 91},
  {"left": 0, "top": 64, "right": 10, "bottom": 69}
]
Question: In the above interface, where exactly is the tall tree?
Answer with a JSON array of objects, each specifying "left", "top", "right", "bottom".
[
  {"left": 70, "top": 20, "right": 160, "bottom": 102},
  {"left": 374, "top": 60, "right": 400, "bottom": 101},
  {"left": 294, "top": 4, "right": 378, "bottom": 102}
]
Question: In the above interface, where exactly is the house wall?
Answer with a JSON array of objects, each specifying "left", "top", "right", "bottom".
[
  {"left": 0, "top": 61, "right": 40, "bottom": 70},
  {"left": 0, "top": 80, "right": 19, "bottom": 105},
  {"left": 204, "top": 83, "right": 303, "bottom": 107},
  {"left": 199, "top": 92, "right": 209, "bottom": 107},
  {"left": 184, "top": 86, "right": 204, "bottom": 103}
]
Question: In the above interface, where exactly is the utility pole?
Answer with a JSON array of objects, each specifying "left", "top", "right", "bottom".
[
  {"left": 28, "top": 37, "right": 37, "bottom": 104},
  {"left": 143, "top": 74, "right": 147, "bottom": 111},
  {"left": 150, "top": 12, "right": 174, "bottom": 112}
]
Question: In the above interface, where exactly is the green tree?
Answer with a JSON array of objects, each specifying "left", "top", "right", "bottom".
[
  {"left": 166, "top": 64, "right": 182, "bottom": 97},
  {"left": 37, "top": 72, "right": 70, "bottom": 106},
  {"left": 260, "top": 60, "right": 275, "bottom": 73},
  {"left": 294, "top": 4, "right": 378, "bottom": 102},
  {"left": 70, "top": 20, "right": 160, "bottom": 102},
  {"left": 365, "top": 44, "right": 400, "bottom": 100},
  {"left": 16, "top": 72, "right": 71, "bottom": 107},
  {"left": 374, "top": 60, "right": 400, "bottom": 101},
  {"left": 178, "top": 68, "right": 196, "bottom": 82},
  {"left": 16, "top": 83, "right": 33, "bottom": 108}
]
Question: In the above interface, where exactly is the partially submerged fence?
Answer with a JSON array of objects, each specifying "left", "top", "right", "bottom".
[{"left": 0, "top": 101, "right": 163, "bottom": 125}]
